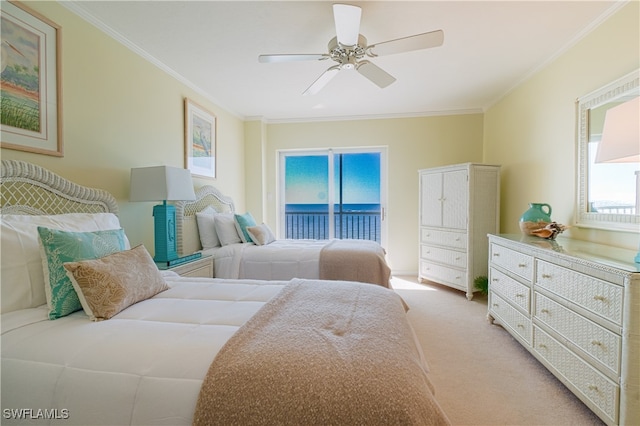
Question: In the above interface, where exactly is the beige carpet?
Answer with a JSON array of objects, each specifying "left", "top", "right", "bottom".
[{"left": 391, "top": 276, "right": 604, "bottom": 426}]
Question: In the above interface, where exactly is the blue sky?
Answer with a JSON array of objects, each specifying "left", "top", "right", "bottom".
[{"left": 285, "top": 153, "right": 380, "bottom": 204}]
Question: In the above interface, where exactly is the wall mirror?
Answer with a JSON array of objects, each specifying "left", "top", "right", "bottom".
[{"left": 576, "top": 68, "right": 639, "bottom": 233}]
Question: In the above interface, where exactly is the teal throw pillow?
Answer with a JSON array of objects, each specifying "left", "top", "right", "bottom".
[
  {"left": 234, "top": 212, "right": 257, "bottom": 243},
  {"left": 37, "top": 227, "right": 127, "bottom": 319}
]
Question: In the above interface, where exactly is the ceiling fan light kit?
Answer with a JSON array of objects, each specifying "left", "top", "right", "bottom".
[{"left": 259, "top": 3, "right": 444, "bottom": 95}]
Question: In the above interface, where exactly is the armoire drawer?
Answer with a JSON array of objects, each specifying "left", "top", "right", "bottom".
[
  {"left": 420, "top": 261, "right": 467, "bottom": 290},
  {"left": 533, "top": 326, "right": 619, "bottom": 425},
  {"left": 490, "top": 243, "right": 534, "bottom": 282},
  {"left": 421, "top": 244, "right": 467, "bottom": 269},
  {"left": 489, "top": 267, "right": 530, "bottom": 314},
  {"left": 535, "top": 293, "right": 621, "bottom": 375},
  {"left": 489, "top": 292, "right": 531, "bottom": 344},
  {"left": 420, "top": 228, "right": 467, "bottom": 250},
  {"left": 536, "top": 260, "right": 623, "bottom": 326}
]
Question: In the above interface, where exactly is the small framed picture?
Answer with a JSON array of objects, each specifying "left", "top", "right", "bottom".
[
  {"left": 1, "top": 1, "right": 63, "bottom": 156},
  {"left": 184, "top": 98, "right": 216, "bottom": 179}
]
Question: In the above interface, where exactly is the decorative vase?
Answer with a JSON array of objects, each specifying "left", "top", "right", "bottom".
[{"left": 519, "top": 203, "right": 552, "bottom": 235}]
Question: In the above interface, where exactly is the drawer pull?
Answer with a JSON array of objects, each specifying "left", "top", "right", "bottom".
[
  {"left": 455, "top": 237, "right": 461, "bottom": 241},
  {"left": 541, "top": 309, "right": 550, "bottom": 314},
  {"left": 538, "top": 344, "right": 547, "bottom": 349},
  {"left": 518, "top": 263, "right": 527, "bottom": 268},
  {"left": 588, "top": 385, "right": 600, "bottom": 392},
  {"left": 493, "top": 253, "right": 500, "bottom": 257},
  {"left": 541, "top": 274, "right": 552, "bottom": 279},
  {"left": 515, "top": 294, "right": 525, "bottom": 298},
  {"left": 593, "top": 295, "right": 607, "bottom": 302},
  {"left": 591, "top": 340, "right": 603, "bottom": 347},
  {"left": 492, "top": 303, "right": 499, "bottom": 308},
  {"left": 492, "top": 278, "right": 499, "bottom": 282},
  {"left": 517, "top": 324, "right": 524, "bottom": 329}
]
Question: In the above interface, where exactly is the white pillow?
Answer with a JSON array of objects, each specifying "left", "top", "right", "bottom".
[
  {"left": 0, "top": 213, "right": 128, "bottom": 314},
  {"left": 214, "top": 213, "right": 242, "bottom": 246},
  {"left": 247, "top": 223, "right": 276, "bottom": 246},
  {"left": 195, "top": 206, "right": 220, "bottom": 249}
]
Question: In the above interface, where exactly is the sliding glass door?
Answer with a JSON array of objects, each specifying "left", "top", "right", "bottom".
[{"left": 278, "top": 148, "right": 386, "bottom": 245}]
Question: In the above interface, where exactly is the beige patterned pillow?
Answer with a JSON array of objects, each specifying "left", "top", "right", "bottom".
[
  {"left": 63, "top": 244, "right": 169, "bottom": 321},
  {"left": 246, "top": 223, "right": 276, "bottom": 246}
]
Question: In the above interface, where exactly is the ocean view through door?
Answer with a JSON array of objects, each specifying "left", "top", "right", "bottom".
[{"left": 279, "top": 148, "right": 386, "bottom": 245}]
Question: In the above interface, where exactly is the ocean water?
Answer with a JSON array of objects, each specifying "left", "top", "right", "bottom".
[{"left": 285, "top": 203, "right": 381, "bottom": 213}]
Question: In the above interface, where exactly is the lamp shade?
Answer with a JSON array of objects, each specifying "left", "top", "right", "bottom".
[
  {"left": 595, "top": 97, "right": 640, "bottom": 164},
  {"left": 130, "top": 166, "right": 196, "bottom": 202}
]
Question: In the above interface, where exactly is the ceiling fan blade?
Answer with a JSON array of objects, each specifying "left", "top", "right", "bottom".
[
  {"left": 367, "top": 30, "right": 444, "bottom": 57},
  {"left": 356, "top": 61, "right": 396, "bottom": 89},
  {"left": 303, "top": 65, "right": 340, "bottom": 96},
  {"left": 259, "top": 54, "right": 328, "bottom": 63},
  {"left": 333, "top": 4, "right": 361, "bottom": 46}
]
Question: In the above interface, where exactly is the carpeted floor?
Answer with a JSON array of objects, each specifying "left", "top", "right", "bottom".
[{"left": 391, "top": 276, "right": 605, "bottom": 426}]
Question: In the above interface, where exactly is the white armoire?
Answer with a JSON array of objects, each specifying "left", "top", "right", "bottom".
[{"left": 418, "top": 163, "right": 500, "bottom": 299}]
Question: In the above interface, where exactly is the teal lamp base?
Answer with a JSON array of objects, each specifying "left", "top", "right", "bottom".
[
  {"left": 152, "top": 201, "right": 178, "bottom": 262},
  {"left": 635, "top": 248, "right": 640, "bottom": 264}
]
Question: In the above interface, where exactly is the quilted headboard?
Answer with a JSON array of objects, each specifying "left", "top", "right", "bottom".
[
  {"left": 0, "top": 160, "right": 119, "bottom": 215},
  {"left": 175, "top": 185, "right": 235, "bottom": 255}
]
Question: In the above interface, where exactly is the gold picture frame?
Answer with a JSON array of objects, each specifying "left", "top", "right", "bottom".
[
  {"left": 1, "top": 1, "right": 63, "bottom": 156},
  {"left": 184, "top": 98, "right": 216, "bottom": 179}
]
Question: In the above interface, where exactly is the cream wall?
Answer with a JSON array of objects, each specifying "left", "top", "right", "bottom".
[
  {"left": 253, "top": 114, "right": 484, "bottom": 273},
  {"left": 0, "top": 2, "right": 247, "bottom": 255},
  {"left": 484, "top": 1, "right": 639, "bottom": 251}
]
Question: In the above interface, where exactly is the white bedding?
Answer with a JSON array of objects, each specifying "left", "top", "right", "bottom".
[
  {"left": 1, "top": 272, "right": 286, "bottom": 425},
  {"left": 206, "top": 239, "right": 329, "bottom": 280}
]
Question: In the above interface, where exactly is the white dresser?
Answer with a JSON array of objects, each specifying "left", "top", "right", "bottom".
[
  {"left": 487, "top": 234, "right": 639, "bottom": 425},
  {"left": 418, "top": 163, "right": 500, "bottom": 299}
]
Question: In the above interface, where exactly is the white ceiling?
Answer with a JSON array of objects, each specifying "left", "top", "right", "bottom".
[{"left": 65, "top": 1, "right": 623, "bottom": 122}]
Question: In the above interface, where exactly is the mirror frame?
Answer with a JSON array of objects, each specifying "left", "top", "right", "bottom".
[{"left": 576, "top": 68, "right": 639, "bottom": 233}]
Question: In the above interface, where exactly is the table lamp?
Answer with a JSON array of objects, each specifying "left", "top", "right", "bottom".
[
  {"left": 130, "top": 166, "right": 196, "bottom": 263},
  {"left": 595, "top": 96, "right": 640, "bottom": 263}
]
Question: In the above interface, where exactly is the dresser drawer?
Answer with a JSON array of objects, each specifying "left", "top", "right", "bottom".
[
  {"left": 490, "top": 243, "right": 534, "bottom": 282},
  {"left": 420, "top": 261, "right": 467, "bottom": 290},
  {"left": 533, "top": 326, "right": 619, "bottom": 424},
  {"left": 421, "top": 245, "right": 467, "bottom": 269},
  {"left": 489, "top": 292, "right": 531, "bottom": 345},
  {"left": 536, "top": 260, "right": 623, "bottom": 326},
  {"left": 489, "top": 267, "right": 530, "bottom": 314},
  {"left": 420, "top": 228, "right": 466, "bottom": 250},
  {"left": 534, "top": 293, "right": 621, "bottom": 375}
]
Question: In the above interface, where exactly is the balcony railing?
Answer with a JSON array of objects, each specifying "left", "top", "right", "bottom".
[{"left": 285, "top": 211, "right": 381, "bottom": 243}]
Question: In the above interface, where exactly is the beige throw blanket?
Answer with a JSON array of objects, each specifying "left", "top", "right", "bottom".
[
  {"left": 193, "top": 279, "right": 450, "bottom": 426},
  {"left": 319, "top": 239, "right": 391, "bottom": 287}
]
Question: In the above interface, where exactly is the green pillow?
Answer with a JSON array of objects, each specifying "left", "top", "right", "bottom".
[
  {"left": 234, "top": 212, "right": 257, "bottom": 243},
  {"left": 37, "top": 227, "right": 127, "bottom": 319}
]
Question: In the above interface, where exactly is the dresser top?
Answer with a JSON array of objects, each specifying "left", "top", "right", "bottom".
[{"left": 489, "top": 234, "right": 640, "bottom": 273}]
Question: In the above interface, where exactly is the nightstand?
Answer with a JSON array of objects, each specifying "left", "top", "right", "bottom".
[{"left": 157, "top": 255, "right": 214, "bottom": 278}]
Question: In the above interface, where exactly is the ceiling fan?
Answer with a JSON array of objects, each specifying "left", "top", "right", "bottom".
[{"left": 258, "top": 4, "right": 444, "bottom": 95}]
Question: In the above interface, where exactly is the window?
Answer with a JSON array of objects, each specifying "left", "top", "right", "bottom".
[{"left": 278, "top": 148, "right": 387, "bottom": 244}]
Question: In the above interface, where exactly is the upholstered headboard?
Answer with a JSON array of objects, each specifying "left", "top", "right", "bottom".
[
  {"left": 175, "top": 185, "right": 235, "bottom": 256},
  {"left": 0, "top": 160, "right": 119, "bottom": 215}
]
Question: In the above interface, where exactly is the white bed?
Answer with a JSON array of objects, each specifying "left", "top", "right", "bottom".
[
  {"left": 0, "top": 160, "right": 449, "bottom": 425},
  {"left": 175, "top": 185, "right": 391, "bottom": 287}
]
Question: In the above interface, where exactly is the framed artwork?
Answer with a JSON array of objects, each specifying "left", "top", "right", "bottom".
[
  {"left": 184, "top": 98, "right": 216, "bottom": 179},
  {"left": 1, "top": 1, "right": 63, "bottom": 156}
]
